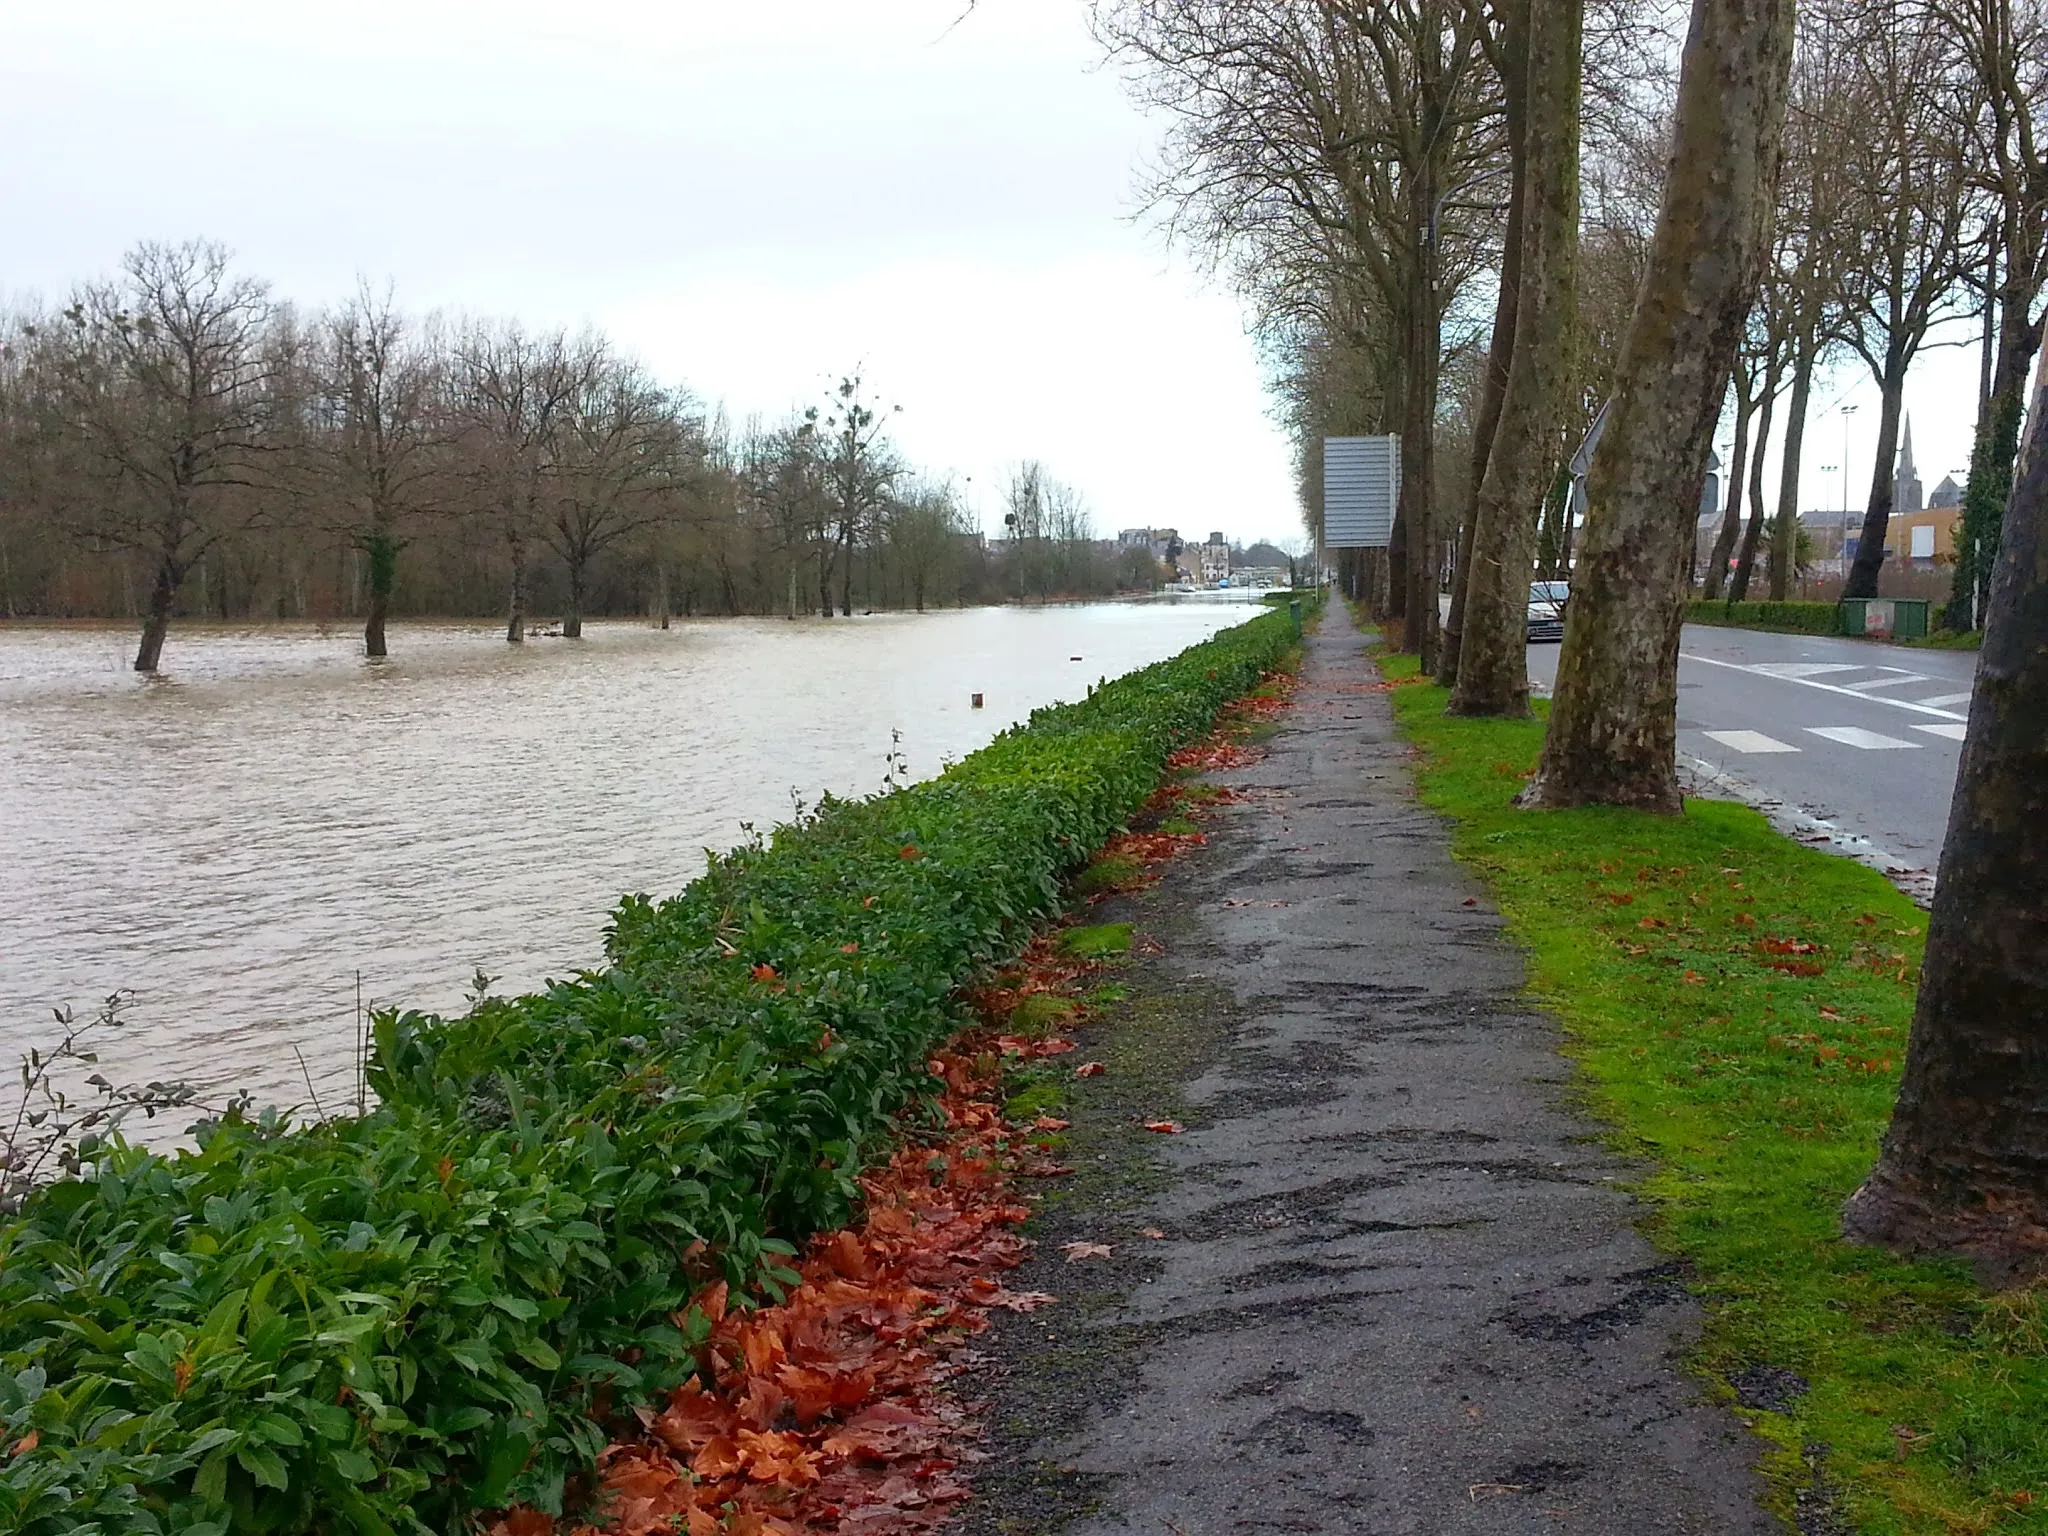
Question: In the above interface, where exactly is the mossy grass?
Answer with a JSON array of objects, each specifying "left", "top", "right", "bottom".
[
  {"left": 1380, "top": 650, "right": 2048, "bottom": 1534},
  {"left": 1059, "top": 923, "right": 1134, "bottom": 959}
]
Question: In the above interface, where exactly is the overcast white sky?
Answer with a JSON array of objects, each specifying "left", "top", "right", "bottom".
[{"left": 0, "top": 1, "right": 1985, "bottom": 545}]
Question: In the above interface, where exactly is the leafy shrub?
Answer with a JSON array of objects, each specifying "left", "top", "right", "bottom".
[
  {"left": 1685, "top": 599, "right": 1844, "bottom": 635},
  {"left": 0, "top": 605, "right": 1305, "bottom": 1536}
]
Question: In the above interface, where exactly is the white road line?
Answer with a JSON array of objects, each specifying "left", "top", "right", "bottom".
[
  {"left": 1918, "top": 691, "right": 1972, "bottom": 709},
  {"left": 1700, "top": 729, "right": 1800, "bottom": 754},
  {"left": 1915, "top": 723, "right": 1969, "bottom": 741},
  {"left": 1842, "top": 672, "right": 1932, "bottom": 692},
  {"left": 1749, "top": 663, "right": 1866, "bottom": 678},
  {"left": 1807, "top": 726, "right": 1922, "bottom": 750},
  {"left": 1682, "top": 652, "right": 1969, "bottom": 720}
]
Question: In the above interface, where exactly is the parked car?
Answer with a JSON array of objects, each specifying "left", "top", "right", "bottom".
[{"left": 1526, "top": 579, "right": 1569, "bottom": 642}]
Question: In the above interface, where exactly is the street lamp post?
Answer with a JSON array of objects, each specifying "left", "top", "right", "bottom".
[{"left": 1840, "top": 405, "right": 1859, "bottom": 576}]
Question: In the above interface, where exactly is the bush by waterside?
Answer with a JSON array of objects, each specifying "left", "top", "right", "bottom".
[{"left": 0, "top": 604, "right": 1307, "bottom": 1536}]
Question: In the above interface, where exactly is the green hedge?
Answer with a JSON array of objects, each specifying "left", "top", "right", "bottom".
[
  {"left": 0, "top": 605, "right": 1306, "bottom": 1536},
  {"left": 1685, "top": 598, "right": 1844, "bottom": 635}
]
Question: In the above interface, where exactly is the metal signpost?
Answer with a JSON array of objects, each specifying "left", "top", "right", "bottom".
[{"left": 1323, "top": 435, "right": 1399, "bottom": 548}]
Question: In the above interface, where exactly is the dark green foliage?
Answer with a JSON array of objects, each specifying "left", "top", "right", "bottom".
[
  {"left": 1684, "top": 599, "right": 1844, "bottom": 636},
  {"left": 1946, "top": 388, "right": 2022, "bottom": 633},
  {"left": 0, "top": 606, "right": 1304, "bottom": 1535}
]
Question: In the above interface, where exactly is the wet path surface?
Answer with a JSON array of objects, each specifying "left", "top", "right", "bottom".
[{"left": 970, "top": 611, "right": 1773, "bottom": 1535}]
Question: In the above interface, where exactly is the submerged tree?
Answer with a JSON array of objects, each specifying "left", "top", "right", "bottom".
[
  {"left": 42, "top": 241, "right": 277, "bottom": 672},
  {"left": 1520, "top": 0, "right": 1797, "bottom": 812},
  {"left": 1842, "top": 314, "right": 2048, "bottom": 1283}
]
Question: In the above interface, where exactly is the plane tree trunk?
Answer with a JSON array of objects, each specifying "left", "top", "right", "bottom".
[
  {"left": 1842, "top": 320, "right": 2048, "bottom": 1284},
  {"left": 1519, "top": 0, "right": 1796, "bottom": 813},
  {"left": 1730, "top": 369, "right": 1779, "bottom": 600},
  {"left": 1703, "top": 368, "right": 1754, "bottom": 600},
  {"left": 1440, "top": 0, "right": 1530, "bottom": 689},
  {"left": 1769, "top": 327, "right": 1819, "bottom": 599},
  {"left": 505, "top": 527, "right": 528, "bottom": 643},
  {"left": 1448, "top": 0, "right": 1580, "bottom": 718}
]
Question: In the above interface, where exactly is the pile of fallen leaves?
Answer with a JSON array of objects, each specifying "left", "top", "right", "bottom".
[{"left": 491, "top": 1046, "right": 1050, "bottom": 1536}]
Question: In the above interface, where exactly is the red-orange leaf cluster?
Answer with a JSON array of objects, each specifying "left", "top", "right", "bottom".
[{"left": 491, "top": 1051, "right": 1033, "bottom": 1536}]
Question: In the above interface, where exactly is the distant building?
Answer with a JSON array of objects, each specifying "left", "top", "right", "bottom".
[
  {"left": 1895, "top": 417, "right": 1924, "bottom": 513},
  {"left": 1929, "top": 473, "right": 1963, "bottom": 510},
  {"left": 1200, "top": 531, "right": 1231, "bottom": 583}
]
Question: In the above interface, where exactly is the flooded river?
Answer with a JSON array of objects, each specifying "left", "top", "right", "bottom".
[{"left": 0, "top": 600, "right": 1257, "bottom": 1118}]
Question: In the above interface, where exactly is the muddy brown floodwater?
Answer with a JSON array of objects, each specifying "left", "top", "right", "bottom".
[{"left": 0, "top": 599, "right": 1258, "bottom": 1120}]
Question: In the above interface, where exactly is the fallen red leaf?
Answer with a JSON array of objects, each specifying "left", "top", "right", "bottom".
[
  {"left": 1031, "top": 1115, "right": 1070, "bottom": 1131},
  {"left": 1142, "top": 1120, "right": 1184, "bottom": 1134},
  {"left": 1060, "top": 1241, "right": 1113, "bottom": 1262},
  {"left": 752, "top": 964, "right": 779, "bottom": 983},
  {"left": 1074, "top": 1061, "right": 1105, "bottom": 1078}
]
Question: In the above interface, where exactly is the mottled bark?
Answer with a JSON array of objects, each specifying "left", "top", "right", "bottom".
[
  {"left": 1950, "top": 295, "right": 2041, "bottom": 629},
  {"left": 1520, "top": 0, "right": 1796, "bottom": 813},
  {"left": 1449, "top": 0, "right": 1580, "bottom": 718},
  {"left": 1842, "top": 321, "right": 2048, "bottom": 1284},
  {"left": 1440, "top": 0, "right": 1531, "bottom": 689},
  {"left": 1702, "top": 370, "right": 1753, "bottom": 600},
  {"left": 1402, "top": 276, "right": 1442, "bottom": 670}
]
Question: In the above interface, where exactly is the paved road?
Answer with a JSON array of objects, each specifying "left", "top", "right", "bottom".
[{"left": 1526, "top": 626, "right": 1976, "bottom": 895}]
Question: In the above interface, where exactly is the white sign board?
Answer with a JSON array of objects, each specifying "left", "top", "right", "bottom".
[{"left": 1323, "top": 435, "right": 1399, "bottom": 548}]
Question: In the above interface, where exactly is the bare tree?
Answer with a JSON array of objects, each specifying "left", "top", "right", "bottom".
[
  {"left": 806, "top": 375, "right": 899, "bottom": 618},
  {"left": 1842, "top": 312, "right": 2048, "bottom": 1282},
  {"left": 40, "top": 241, "right": 277, "bottom": 672},
  {"left": 1831, "top": 1, "right": 1980, "bottom": 599},
  {"left": 1521, "top": 0, "right": 1797, "bottom": 812},
  {"left": 452, "top": 324, "right": 594, "bottom": 643},
  {"left": 317, "top": 284, "right": 443, "bottom": 658},
  {"left": 544, "top": 352, "right": 694, "bottom": 638}
]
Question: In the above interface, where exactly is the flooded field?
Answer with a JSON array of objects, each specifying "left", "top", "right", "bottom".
[{"left": 0, "top": 600, "right": 1258, "bottom": 1116}]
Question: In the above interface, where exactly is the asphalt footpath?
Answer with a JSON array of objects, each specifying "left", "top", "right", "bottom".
[{"left": 961, "top": 606, "right": 1778, "bottom": 1536}]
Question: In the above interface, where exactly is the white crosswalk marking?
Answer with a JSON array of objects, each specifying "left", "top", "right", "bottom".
[
  {"left": 1918, "top": 692, "right": 1972, "bottom": 709},
  {"left": 1807, "top": 726, "right": 1922, "bottom": 750},
  {"left": 1843, "top": 672, "right": 1931, "bottom": 692},
  {"left": 1915, "top": 723, "right": 1969, "bottom": 741},
  {"left": 1701, "top": 730, "right": 1800, "bottom": 754},
  {"left": 1750, "top": 663, "right": 1864, "bottom": 678}
]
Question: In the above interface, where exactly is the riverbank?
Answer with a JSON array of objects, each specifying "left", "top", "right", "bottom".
[
  {"left": 0, "top": 605, "right": 1304, "bottom": 1533},
  {"left": 1376, "top": 650, "right": 2048, "bottom": 1531}
]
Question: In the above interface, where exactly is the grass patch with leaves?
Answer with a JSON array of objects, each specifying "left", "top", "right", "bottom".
[{"left": 1380, "top": 651, "right": 2048, "bottom": 1535}]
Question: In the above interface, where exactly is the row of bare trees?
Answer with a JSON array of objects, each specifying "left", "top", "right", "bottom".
[
  {"left": 1104, "top": 0, "right": 2048, "bottom": 1283},
  {"left": 0, "top": 242, "right": 1137, "bottom": 671}
]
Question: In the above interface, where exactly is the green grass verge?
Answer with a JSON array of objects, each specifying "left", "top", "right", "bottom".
[
  {"left": 0, "top": 603, "right": 1313, "bottom": 1536},
  {"left": 1380, "top": 652, "right": 2048, "bottom": 1535}
]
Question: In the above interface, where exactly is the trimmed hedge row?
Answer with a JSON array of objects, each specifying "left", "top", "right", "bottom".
[
  {"left": 0, "top": 604, "right": 1306, "bottom": 1536},
  {"left": 1684, "top": 598, "right": 1844, "bottom": 635}
]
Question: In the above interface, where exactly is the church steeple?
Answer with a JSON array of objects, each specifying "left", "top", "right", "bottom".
[{"left": 1895, "top": 415, "right": 1924, "bottom": 513}]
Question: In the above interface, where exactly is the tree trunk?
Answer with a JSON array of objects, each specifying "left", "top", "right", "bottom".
[
  {"left": 1841, "top": 317, "right": 2048, "bottom": 1284},
  {"left": 1438, "top": 0, "right": 1530, "bottom": 689},
  {"left": 1519, "top": 0, "right": 1796, "bottom": 813},
  {"left": 1731, "top": 377, "right": 1778, "bottom": 600},
  {"left": 134, "top": 556, "right": 181, "bottom": 673},
  {"left": 1949, "top": 291, "right": 2040, "bottom": 629},
  {"left": 1402, "top": 283, "right": 1441, "bottom": 669},
  {"left": 1766, "top": 333, "right": 1817, "bottom": 600},
  {"left": 1448, "top": 0, "right": 1580, "bottom": 718},
  {"left": 819, "top": 542, "right": 834, "bottom": 619},
  {"left": 1843, "top": 351, "right": 1909, "bottom": 599},
  {"left": 1703, "top": 370, "right": 1753, "bottom": 600},
  {"left": 364, "top": 525, "right": 396, "bottom": 660},
  {"left": 506, "top": 528, "right": 528, "bottom": 644},
  {"left": 564, "top": 560, "right": 585, "bottom": 639}
]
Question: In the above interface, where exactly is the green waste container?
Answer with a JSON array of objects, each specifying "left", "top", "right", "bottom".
[{"left": 1840, "top": 598, "right": 1931, "bottom": 640}]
